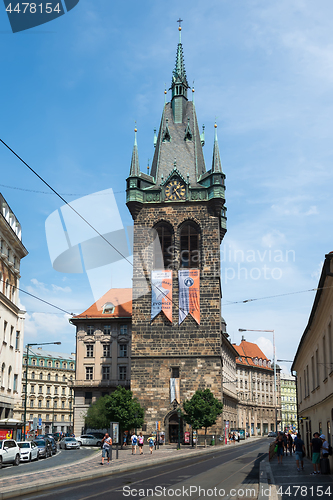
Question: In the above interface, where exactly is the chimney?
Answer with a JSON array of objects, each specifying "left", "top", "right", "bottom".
[{"left": 241, "top": 335, "right": 246, "bottom": 342}]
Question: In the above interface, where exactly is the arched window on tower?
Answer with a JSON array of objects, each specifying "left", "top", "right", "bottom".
[
  {"left": 180, "top": 222, "right": 200, "bottom": 268},
  {"left": 153, "top": 223, "right": 173, "bottom": 269}
]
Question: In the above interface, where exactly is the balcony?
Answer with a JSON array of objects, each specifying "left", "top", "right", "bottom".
[{"left": 72, "top": 379, "right": 130, "bottom": 389}]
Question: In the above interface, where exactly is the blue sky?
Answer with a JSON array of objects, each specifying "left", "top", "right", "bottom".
[{"left": 1, "top": 0, "right": 332, "bottom": 371}]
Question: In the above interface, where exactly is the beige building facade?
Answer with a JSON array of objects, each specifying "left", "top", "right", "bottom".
[
  {"left": 0, "top": 193, "right": 28, "bottom": 422},
  {"left": 234, "top": 338, "right": 281, "bottom": 436},
  {"left": 221, "top": 319, "right": 238, "bottom": 435},
  {"left": 280, "top": 373, "right": 297, "bottom": 432},
  {"left": 14, "top": 348, "right": 75, "bottom": 435},
  {"left": 292, "top": 252, "right": 333, "bottom": 464},
  {"left": 70, "top": 288, "right": 132, "bottom": 436}
]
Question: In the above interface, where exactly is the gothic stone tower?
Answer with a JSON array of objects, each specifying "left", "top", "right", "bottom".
[{"left": 126, "top": 27, "right": 227, "bottom": 442}]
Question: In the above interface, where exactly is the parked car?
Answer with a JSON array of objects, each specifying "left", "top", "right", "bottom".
[
  {"left": 17, "top": 441, "right": 39, "bottom": 462},
  {"left": 77, "top": 434, "right": 102, "bottom": 447},
  {"left": 52, "top": 432, "right": 62, "bottom": 442},
  {"left": 0, "top": 439, "right": 21, "bottom": 468},
  {"left": 33, "top": 439, "right": 53, "bottom": 458},
  {"left": 59, "top": 437, "right": 80, "bottom": 450},
  {"left": 38, "top": 435, "right": 57, "bottom": 455},
  {"left": 268, "top": 431, "right": 277, "bottom": 437}
]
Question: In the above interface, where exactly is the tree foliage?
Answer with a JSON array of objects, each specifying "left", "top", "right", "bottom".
[
  {"left": 182, "top": 388, "right": 223, "bottom": 433},
  {"left": 85, "top": 386, "right": 144, "bottom": 434}
]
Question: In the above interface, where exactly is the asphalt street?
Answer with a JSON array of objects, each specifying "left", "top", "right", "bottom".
[
  {"left": 0, "top": 447, "right": 97, "bottom": 478},
  {"left": 17, "top": 439, "right": 268, "bottom": 500}
]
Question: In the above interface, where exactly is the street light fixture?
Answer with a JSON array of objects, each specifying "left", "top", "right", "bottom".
[
  {"left": 177, "top": 407, "right": 181, "bottom": 450},
  {"left": 238, "top": 328, "right": 277, "bottom": 434},
  {"left": 23, "top": 341, "right": 61, "bottom": 441}
]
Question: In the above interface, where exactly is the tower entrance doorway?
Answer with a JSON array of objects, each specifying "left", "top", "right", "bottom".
[{"left": 168, "top": 412, "right": 183, "bottom": 444}]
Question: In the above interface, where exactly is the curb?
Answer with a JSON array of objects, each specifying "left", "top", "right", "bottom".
[
  {"left": 258, "top": 458, "right": 278, "bottom": 500},
  {"left": 0, "top": 439, "right": 264, "bottom": 500}
]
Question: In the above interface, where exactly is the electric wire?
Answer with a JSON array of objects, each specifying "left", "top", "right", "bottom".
[{"left": 0, "top": 182, "right": 125, "bottom": 196}]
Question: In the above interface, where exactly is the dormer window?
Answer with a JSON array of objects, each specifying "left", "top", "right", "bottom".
[
  {"left": 103, "top": 303, "right": 115, "bottom": 314},
  {"left": 253, "top": 357, "right": 258, "bottom": 365},
  {"left": 263, "top": 360, "right": 267, "bottom": 367},
  {"left": 259, "top": 359, "right": 262, "bottom": 366}
]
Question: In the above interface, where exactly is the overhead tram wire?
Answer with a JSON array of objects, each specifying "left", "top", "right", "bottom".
[
  {"left": 0, "top": 278, "right": 72, "bottom": 315},
  {"left": 222, "top": 285, "right": 327, "bottom": 306},
  {"left": 0, "top": 182, "right": 125, "bottom": 196},
  {"left": 0, "top": 138, "right": 187, "bottom": 320}
]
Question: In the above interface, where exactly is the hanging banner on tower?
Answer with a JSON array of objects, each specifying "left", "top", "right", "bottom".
[
  {"left": 178, "top": 269, "right": 200, "bottom": 325},
  {"left": 151, "top": 270, "right": 172, "bottom": 322}
]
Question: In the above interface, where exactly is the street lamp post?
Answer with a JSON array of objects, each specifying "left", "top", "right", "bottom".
[
  {"left": 23, "top": 341, "right": 61, "bottom": 441},
  {"left": 239, "top": 329, "right": 277, "bottom": 434},
  {"left": 177, "top": 407, "right": 181, "bottom": 450}
]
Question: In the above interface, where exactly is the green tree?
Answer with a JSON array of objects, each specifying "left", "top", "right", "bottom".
[
  {"left": 182, "top": 388, "right": 223, "bottom": 447},
  {"left": 85, "top": 387, "right": 144, "bottom": 445}
]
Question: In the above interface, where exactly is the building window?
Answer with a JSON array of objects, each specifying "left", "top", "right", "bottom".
[
  {"left": 61, "top": 415, "right": 65, "bottom": 422},
  {"left": 180, "top": 222, "right": 200, "bottom": 268},
  {"left": 171, "top": 367, "right": 179, "bottom": 378},
  {"left": 63, "top": 362, "right": 66, "bottom": 369},
  {"left": 31, "top": 371, "right": 35, "bottom": 380},
  {"left": 86, "top": 367, "right": 93, "bottom": 380},
  {"left": 54, "top": 414, "right": 57, "bottom": 421},
  {"left": 47, "top": 373, "right": 51, "bottom": 381},
  {"left": 3, "top": 320, "right": 7, "bottom": 342},
  {"left": 103, "top": 344, "right": 111, "bottom": 357},
  {"left": 85, "top": 392, "right": 92, "bottom": 404},
  {"left": 30, "top": 400, "right": 34, "bottom": 407},
  {"left": 54, "top": 387, "right": 58, "bottom": 395},
  {"left": 86, "top": 344, "right": 94, "bottom": 358},
  {"left": 102, "top": 303, "right": 115, "bottom": 314},
  {"left": 323, "top": 336, "right": 327, "bottom": 380},
  {"left": 119, "top": 344, "right": 127, "bottom": 358},
  {"left": 39, "top": 385, "right": 43, "bottom": 393},
  {"left": 47, "top": 387, "right": 50, "bottom": 394},
  {"left": 29, "top": 414, "right": 33, "bottom": 420},
  {"left": 55, "top": 362, "right": 59, "bottom": 368},
  {"left": 15, "top": 331, "right": 20, "bottom": 350},
  {"left": 30, "top": 385, "right": 35, "bottom": 393},
  {"left": 38, "top": 400, "right": 42, "bottom": 408},
  {"left": 120, "top": 325, "right": 127, "bottom": 335},
  {"left": 54, "top": 401, "right": 57, "bottom": 409},
  {"left": 10, "top": 326, "right": 14, "bottom": 346},
  {"left": 61, "top": 401, "right": 65, "bottom": 409},
  {"left": 13, "top": 374, "right": 18, "bottom": 392},
  {"left": 62, "top": 387, "right": 65, "bottom": 395},
  {"left": 39, "top": 372, "right": 43, "bottom": 380},
  {"left": 55, "top": 374, "right": 58, "bottom": 382},
  {"left": 40, "top": 360, "right": 43, "bottom": 366},
  {"left": 48, "top": 361, "right": 52, "bottom": 367},
  {"left": 102, "top": 366, "right": 110, "bottom": 380},
  {"left": 104, "top": 325, "right": 111, "bottom": 335},
  {"left": 63, "top": 375, "right": 66, "bottom": 382},
  {"left": 46, "top": 400, "right": 50, "bottom": 409},
  {"left": 32, "top": 359, "right": 36, "bottom": 366},
  {"left": 153, "top": 223, "right": 173, "bottom": 269},
  {"left": 87, "top": 326, "right": 94, "bottom": 335},
  {"left": 119, "top": 366, "right": 127, "bottom": 381}
]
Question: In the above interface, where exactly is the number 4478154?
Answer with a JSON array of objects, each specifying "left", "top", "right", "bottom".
[{"left": 6, "top": 3, "right": 61, "bottom": 14}]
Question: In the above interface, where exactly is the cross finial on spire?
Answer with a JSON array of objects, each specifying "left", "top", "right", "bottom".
[{"left": 177, "top": 18, "right": 183, "bottom": 42}]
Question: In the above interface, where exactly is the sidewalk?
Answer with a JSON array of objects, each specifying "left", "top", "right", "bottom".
[
  {"left": 259, "top": 452, "right": 333, "bottom": 499},
  {"left": 0, "top": 437, "right": 262, "bottom": 500}
]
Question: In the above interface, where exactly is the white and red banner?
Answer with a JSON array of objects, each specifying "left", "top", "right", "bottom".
[
  {"left": 178, "top": 269, "right": 200, "bottom": 325},
  {"left": 151, "top": 270, "right": 172, "bottom": 322}
]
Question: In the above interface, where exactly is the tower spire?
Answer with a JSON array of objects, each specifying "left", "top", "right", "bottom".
[
  {"left": 212, "top": 122, "right": 222, "bottom": 173},
  {"left": 129, "top": 125, "right": 140, "bottom": 177},
  {"left": 171, "top": 19, "right": 189, "bottom": 123}
]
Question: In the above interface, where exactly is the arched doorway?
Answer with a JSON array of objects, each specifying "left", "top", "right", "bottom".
[{"left": 168, "top": 412, "right": 183, "bottom": 444}]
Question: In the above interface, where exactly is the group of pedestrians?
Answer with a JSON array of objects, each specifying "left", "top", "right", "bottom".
[
  {"left": 131, "top": 432, "right": 155, "bottom": 455},
  {"left": 274, "top": 431, "right": 330, "bottom": 474},
  {"left": 100, "top": 431, "right": 156, "bottom": 464}
]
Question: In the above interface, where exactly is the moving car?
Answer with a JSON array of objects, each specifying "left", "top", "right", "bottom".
[
  {"left": 17, "top": 441, "right": 39, "bottom": 462},
  {"left": 59, "top": 437, "right": 80, "bottom": 450},
  {"left": 76, "top": 434, "right": 102, "bottom": 447},
  {"left": 33, "top": 439, "right": 53, "bottom": 458},
  {"left": 38, "top": 435, "right": 57, "bottom": 455},
  {"left": 268, "top": 431, "right": 277, "bottom": 437},
  {"left": 0, "top": 439, "right": 20, "bottom": 468}
]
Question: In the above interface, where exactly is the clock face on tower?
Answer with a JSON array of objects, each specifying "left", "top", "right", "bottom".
[{"left": 165, "top": 179, "right": 186, "bottom": 201}]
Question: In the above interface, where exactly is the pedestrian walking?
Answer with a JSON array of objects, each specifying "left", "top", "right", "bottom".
[
  {"left": 101, "top": 432, "right": 112, "bottom": 465},
  {"left": 287, "top": 433, "right": 293, "bottom": 456},
  {"left": 275, "top": 433, "right": 285, "bottom": 464},
  {"left": 310, "top": 432, "right": 322, "bottom": 474},
  {"left": 138, "top": 432, "right": 144, "bottom": 454},
  {"left": 131, "top": 432, "right": 138, "bottom": 455},
  {"left": 147, "top": 433, "right": 154, "bottom": 454},
  {"left": 294, "top": 433, "right": 305, "bottom": 471}
]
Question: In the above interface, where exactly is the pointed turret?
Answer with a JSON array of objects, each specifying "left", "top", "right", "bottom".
[
  {"left": 129, "top": 127, "right": 140, "bottom": 177},
  {"left": 171, "top": 25, "right": 190, "bottom": 123},
  {"left": 212, "top": 123, "right": 222, "bottom": 173}
]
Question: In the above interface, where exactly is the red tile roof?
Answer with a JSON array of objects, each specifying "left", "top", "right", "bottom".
[
  {"left": 72, "top": 288, "right": 132, "bottom": 319},
  {"left": 234, "top": 340, "right": 272, "bottom": 370}
]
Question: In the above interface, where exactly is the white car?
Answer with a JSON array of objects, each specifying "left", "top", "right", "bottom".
[
  {"left": 17, "top": 441, "right": 39, "bottom": 462},
  {"left": 0, "top": 439, "right": 21, "bottom": 468},
  {"left": 59, "top": 437, "right": 80, "bottom": 450},
  {"left": 76, "top": 434, "right": 102, "bottom": 447}
]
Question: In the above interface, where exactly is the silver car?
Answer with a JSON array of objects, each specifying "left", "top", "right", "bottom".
[
  {"left": 59, "top": 437, "right": 80, "bottom": 450},
  {"left": 17, "top": 441, "right": 39, "bottom": 462},
  {"left": 76, "top": 434, "right": 102, "bottom": 447}
]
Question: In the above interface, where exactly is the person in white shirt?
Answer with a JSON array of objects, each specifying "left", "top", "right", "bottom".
[
  {"left": 320, "top": 434, "right": 329, "bottom": 458},
  {"left": 131, "top": 433, "right": 138, "bottom": 455},
  {"left": 101, "top": 433, "right": 112, "bottom": 465}
]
